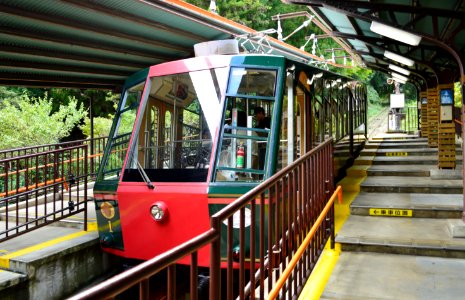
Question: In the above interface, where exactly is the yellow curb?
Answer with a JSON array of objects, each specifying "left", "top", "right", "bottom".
[{"left": 0, "top": 230, "right": 96, "bottom": 269}]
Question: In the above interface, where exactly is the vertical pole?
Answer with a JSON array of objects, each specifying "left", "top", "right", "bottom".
[
  {"left": 210, "top": 219, "right": 221, "bottom": 300},
  {"left": 287, "top": 72, "right": 294, "bottom": 165},
  {"left": 349, "top": 89, "right": 354, "bottom": 159},
  {"left": 462, "top": 79, "right": 465, "bottom": 222},
  {"left": 364, "top": 86, "right": 368, "bottom": 138},
  {"left": 89, "top": 93, "right": 95, "bottom": 176}
]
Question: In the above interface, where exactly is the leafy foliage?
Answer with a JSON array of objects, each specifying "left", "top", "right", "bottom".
[
  {"left": 79, "top": 116, "right": 113, "bottom": 138},
  {"left": 0, "top": 94, "right": 86, "bottom": 149},
  {"left": 454, "top": 82, "right": 462, "bottom": 107}
]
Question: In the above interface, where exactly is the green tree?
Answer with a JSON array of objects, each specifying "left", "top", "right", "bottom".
[
  {"left": 369, "top": 71, "right": 390, "bottom": 102},
  {"left": 78, "top": 92, "right": 121, "bottom": 138},
  {"left": 0, "top": 94, "right": 86, "bottom": 149},
  {"left": 79, "top": 116, "right": 113, "bottom": 138}
]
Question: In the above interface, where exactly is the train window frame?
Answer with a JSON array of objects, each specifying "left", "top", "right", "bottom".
[
  {"left": 97, "top": 80, "right": 146, "bottom": 183},
  {"left": 122, "top": 68, "right": 228, "bottom": 183},
  {"left": 213, "top": 66, "right": 278, "bottom": 183},
  {"left": 227, "top": 67, "right": 277, "bottom": 98}
]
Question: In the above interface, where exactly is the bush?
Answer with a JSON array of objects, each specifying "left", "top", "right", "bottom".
[{"left": 0, "top": 94, "right": 86, "bottom": 150}]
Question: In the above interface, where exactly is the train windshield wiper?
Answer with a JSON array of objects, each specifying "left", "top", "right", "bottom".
[{"left": 137, "top": 161, "right": 155, "bottom": 189}]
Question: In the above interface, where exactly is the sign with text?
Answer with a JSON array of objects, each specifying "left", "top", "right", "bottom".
[
  {"left": 385, "top": 152, "right": 408, "bottom": 156},
  {"left": 369, "top": 208, "right": 412, "bottom": 217}
]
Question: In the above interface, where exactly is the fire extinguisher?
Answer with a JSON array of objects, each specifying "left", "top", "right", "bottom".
[{"left": 236, "top": 144, "right": 244, "bottom": 168}]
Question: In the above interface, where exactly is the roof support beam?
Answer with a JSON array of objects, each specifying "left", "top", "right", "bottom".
[
  {"left": 285, "top": 1, "right": 465, "bottom": 19},
  {"left": 0, "top": 60, "right": 132, "bottom": 78},
  {"left": 0, "top": 27, "right": 177, "bottom": 61},
  {"left": 61, "top": 0, "right": 205, "bottom": 42},
  {"left": 0, "top": 45, "right": 148, "bottom": 70}
]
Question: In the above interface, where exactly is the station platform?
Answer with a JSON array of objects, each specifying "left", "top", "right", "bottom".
[
  {"left": 0, "top": 189, "right": 121, "bottom": 299},
  {"left": 301, "top": 132, "right": 465, "bottom": 300}
]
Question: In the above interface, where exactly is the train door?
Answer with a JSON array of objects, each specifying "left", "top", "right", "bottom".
[
  {"left": 213, "top": 67, "right": 277, "bottom": 182},
  {"left": 138, "top": 99, "right": 173, "bottom": 169}
]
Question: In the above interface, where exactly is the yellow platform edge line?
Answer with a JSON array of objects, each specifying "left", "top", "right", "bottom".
[
  {"left": 0, "top": 226, "right": 97, "bottom": 270},
  {"left": 298, "top": 186, "right": 360, "bottom": 300}
]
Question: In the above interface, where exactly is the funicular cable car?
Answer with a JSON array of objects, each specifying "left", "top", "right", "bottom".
[{"left": 93, "top": 40, "right": 363, "bottom": 267}]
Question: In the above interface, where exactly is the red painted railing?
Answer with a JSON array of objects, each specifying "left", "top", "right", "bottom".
[
  {"left": 70, "top": 138, "right": 336, "bottom": 300},
  {"left": 0, "top": 137, "right": 107, "bottom": 241}
]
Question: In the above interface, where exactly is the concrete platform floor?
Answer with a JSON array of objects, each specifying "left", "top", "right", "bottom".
[{"left": 322, "top": 252, "right": 465, "bottom": 300}]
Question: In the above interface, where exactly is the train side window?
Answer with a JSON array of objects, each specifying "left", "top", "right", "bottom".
[
  {"left": 99, "top": 81, "right": 144, "bottom": 181},
  {"left": 277, "top": 74, "right": 302, "bottom": 170},
  {"left": 122, "top": 69, "right": 226, "bottom": 183},
  {"left": 214, "top": 98, "right": 272, "bottom": 182},
  {"left": 228, "top": 68, "right": 276, "bottom": 97}
]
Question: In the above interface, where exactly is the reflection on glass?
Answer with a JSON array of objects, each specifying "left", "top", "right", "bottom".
[
  {"left": 228, "top": 68, "right": 276, "bottom": 97},
  {"left": 100, "top": 82, "right": 145, "bottom": 181},
  {"left": 123, "top": 68, "right": 227, "bottom": 183}
]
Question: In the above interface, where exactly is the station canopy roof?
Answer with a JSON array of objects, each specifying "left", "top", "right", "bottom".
[
  {"left": 0, "top": 0, "right": 337, "bottom": 91},
  {"left": 286, "top": 0, "right": 465, "bottom": 88}
]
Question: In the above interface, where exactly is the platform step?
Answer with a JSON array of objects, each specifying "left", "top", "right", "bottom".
[
  {"left": 0, "top": 201, "right": 91, "bottom": 230},
  {"left": 0, "top": 269, "right": 27, "bottom": 295},
  {"left": 0, "top": 226, "right": 118, "bottom": 299},
  {"left": 367, "top": 165, "right": 434, "bottom": 177},
  {"left": 322, "top": 252, "right": 465, "bottom": 299},
  {"left": 360, "top": 176, "right": 463, "bottom": 194},
  {"left": 336, "top": 215, "right": 465, "bottom": 258},
  {"left": 364, "top": 141, "right": 429, "bottom": 149},
  {"left": 360, "top": 147, "right": 462, "bottom": 156},
  {"left": 350, "top": 192, "right": 463, "bottom": 218},
  {"left": 370, "top": 136, "right": 427, "bottom": 142},
  {"left": 359, "top": 155, "right": 463, "bottom": 165}
]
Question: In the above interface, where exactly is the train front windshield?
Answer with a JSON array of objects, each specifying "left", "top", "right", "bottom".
[{"left": 122, "top": 68, "right": 228, "bottom": 183}]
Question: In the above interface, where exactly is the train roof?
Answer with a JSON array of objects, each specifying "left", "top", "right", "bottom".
[{"left": 122, "top": 52, "right": 357, "bottom": 88}]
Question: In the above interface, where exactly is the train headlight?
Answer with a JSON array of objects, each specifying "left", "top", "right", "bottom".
[{"left": 150, "top": 201, "right": 168, "bottom": 222}]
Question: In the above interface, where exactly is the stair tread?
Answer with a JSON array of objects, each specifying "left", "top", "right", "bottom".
[
  {"left": 361, "top": 176, "right": 463, "bottom": 188},
  {"left": 336, "top": 215, "right": 465, "bottom": 249},
  {"left": 351, "top": 192, "right": 463, "bottom": 210},
  {"left": 322, "top": 252, "right": 465, "bottom": 300},
  {"left": 0, "top": 269, "right": 26, "bottom": 291}
]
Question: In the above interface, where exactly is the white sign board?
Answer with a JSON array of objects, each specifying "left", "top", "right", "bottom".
[{"left": 390, "top": 93, "right": 405, "bottom": 108}]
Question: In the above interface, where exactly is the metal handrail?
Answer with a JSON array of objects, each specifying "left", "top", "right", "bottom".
[
  {"left": 69, "top": 138, "right": 335, "bottom": 300},
  {"left": 0, "top": 137, "right": 108, "bottom": 241},
  {"left": 267, "top": 185, "right": 343, "bottom": 299},
  {"left": 68, "top": 229, "right": 218, "bottom": 300},
  {"left": 0, "top": 145, "right": 88, "bottom": 241},
  {"left": 209, "top": 138, "right": 335, "bottom": 299}
]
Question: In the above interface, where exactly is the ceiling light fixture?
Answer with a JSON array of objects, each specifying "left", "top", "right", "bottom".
[
  {"left": 393, "top": 78, "right": 407, "bottom": 84},
  {"left": 391, "top": 72, "right": 408, "bottom": 81},
  {"left": 370, "top": 21, "right": 422, "bottom": 46},
  {"left": 384, "top": 50, "right": 414, "bottom": 67},
  {"left": 388, "top": 64, "right": 410, "bottom": 76}
]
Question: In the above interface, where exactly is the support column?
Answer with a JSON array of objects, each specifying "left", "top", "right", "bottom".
[
  {"left": 462, "top": 75, "right": 465, "bottom": 222},
  {"left": 437, "top": 83, "right": 456, "bottom": 169},
  {"left": 427, "top": 87, "right": 439, "bottom": 147},
  {"left": 419, "top": 91, "right": 428, "bottom": 138}
]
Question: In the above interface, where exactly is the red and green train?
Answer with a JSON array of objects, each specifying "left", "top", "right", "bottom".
[{"left": 93, "top": 42, "right": 366, "bottom": 266}]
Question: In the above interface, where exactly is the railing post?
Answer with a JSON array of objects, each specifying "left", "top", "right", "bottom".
[
  {"left": 209, "top": 217, "right": 221, "bottom": 300},
  {"left": 84, "top": 145, "right": 88, "bottom": 231},
  {"left": 349, "top": 90, "right": 354, "bottom": 158}
]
